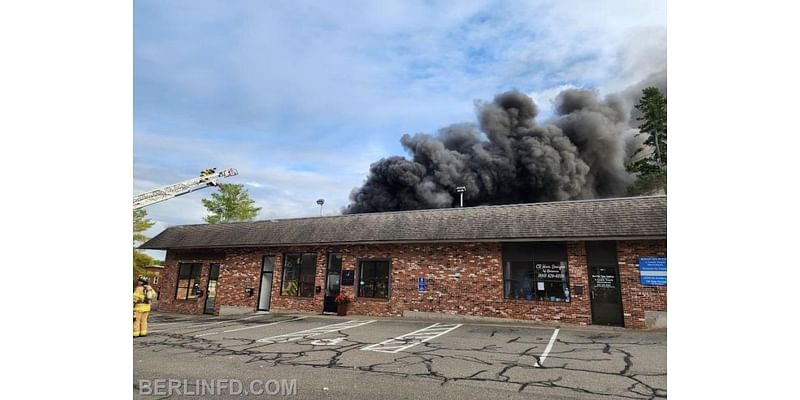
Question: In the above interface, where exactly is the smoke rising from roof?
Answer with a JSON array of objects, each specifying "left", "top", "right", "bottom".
[{"left": 344, "top": 73, "right": 666, "bottom": 214}]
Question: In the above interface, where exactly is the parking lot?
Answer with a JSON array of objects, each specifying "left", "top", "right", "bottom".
[{"left": 134, "top": 312, "right": 666, "bottom": 399}]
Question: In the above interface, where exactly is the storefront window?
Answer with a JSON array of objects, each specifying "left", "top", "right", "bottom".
[
  {"left": 502, "top": 243, "right": 570, "bottom": 302},
  {"left": 281, "top": 253, "right": 317, "bottom": 297},
  {"left": 534, "top": 261, "right": 569, "bottom": 301},
  {"left": 504, "top": 261, "right": 533, "bottom": 300},
  {"left": 175, "top": 263, "right": 202, "bottom": 300},
  {"left": 358, "top": 260, "right": 390, "bottom": 298}
]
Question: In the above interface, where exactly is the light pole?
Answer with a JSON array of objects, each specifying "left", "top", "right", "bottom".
[
  {"left": 316, "top": 199, "right": 325, "bottom": 216},
  {"left": 456, "top": 186, "right": 466, "bottom": 208}
]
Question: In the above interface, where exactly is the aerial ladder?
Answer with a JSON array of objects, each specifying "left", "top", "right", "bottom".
[{"left": 133, "top": 168, "right": 238, "bottom": 210}]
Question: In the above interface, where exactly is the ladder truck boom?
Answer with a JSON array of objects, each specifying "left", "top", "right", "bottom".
[{"left": 133, "top": 168, "right": 238, "bottom": 210}]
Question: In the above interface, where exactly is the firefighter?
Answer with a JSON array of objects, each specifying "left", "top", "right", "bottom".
[{"left": 133, "top": 276, "right": 157, "bottom": 337}]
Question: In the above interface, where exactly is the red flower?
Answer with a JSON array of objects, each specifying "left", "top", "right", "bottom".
[{"left": 334, "top": 294, "right": 351, "bottom": 304}]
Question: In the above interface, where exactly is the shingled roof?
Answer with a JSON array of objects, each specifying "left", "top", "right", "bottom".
[{"left": 139, "top": 196, "right": 666, "bottom": 250}]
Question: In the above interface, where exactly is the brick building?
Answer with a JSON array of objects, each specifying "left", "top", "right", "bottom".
[{"left": 140, "top": 196, "right": 667, "bottom": 329}]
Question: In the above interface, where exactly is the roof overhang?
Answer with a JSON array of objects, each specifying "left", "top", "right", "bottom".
[{"left": 139, "top": 235, "right": 667, "bottom": 251}]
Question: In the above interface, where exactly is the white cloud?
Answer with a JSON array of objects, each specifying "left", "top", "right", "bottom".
[{"left": 528, "top": 84, "right": 582, "bottom": 119}]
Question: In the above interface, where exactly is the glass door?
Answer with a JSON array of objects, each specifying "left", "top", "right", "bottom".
[
  {"left": 586, "top": 241, "right": 624, "bottom": 326},
  {"left": 323, "top": 253, "right": 342, "bottom": 313},
  {"left": 257, "top": 256, "right": 275, "bottom": 311},
  {"left": 203, "top": 264, "right": 220, "bottom": 314}
]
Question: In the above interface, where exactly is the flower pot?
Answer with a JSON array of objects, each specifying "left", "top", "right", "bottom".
[{"left": 336, "top": 303, "right": 348, "bottom": 316}]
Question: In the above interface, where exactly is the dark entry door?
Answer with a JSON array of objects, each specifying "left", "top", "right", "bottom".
[
  {"left": 586, "top": 242, "right": 624, "bottom": 326},
  {"left": 204, "top": 264, "right": 220, "bottom": 314},
  {"left": 257, "top": 256, "right": 275, "bottom": 311},
  {"left": 323, "top": 253, "right": 342, "bottom": 313},
  {"left": 589, "top": 266, "right": 624, "bottom": 326}
]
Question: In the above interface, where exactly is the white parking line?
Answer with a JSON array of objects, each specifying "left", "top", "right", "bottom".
[
  {"left": 150, "top": 319, "right": 219, "bottom": 327},
  {"left": 150, "top": 315, "right": 262, "bottom": 333},
  {"left": 361, "top": 323, "right": 462, "bottom": 354},
  {"left": 194, "top": 316, "right": 306, "bottom": 338},
  {"left": 257, "top": 319, "right": 376, "bottom": 343},
  {"left": 310, "top": 338, "right": 345, "bottom": 346},
  {"left": 534, "top": 328, "right": 560, "bottom": 367},
  {"left": 148, "top": 321, "right": 186, "bottom": 326}
]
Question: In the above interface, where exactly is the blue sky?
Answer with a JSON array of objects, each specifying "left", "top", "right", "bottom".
[{"left": 134, "top": 0, "right": 666, "bottom": 258}]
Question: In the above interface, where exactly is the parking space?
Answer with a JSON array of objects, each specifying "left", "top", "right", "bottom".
[
  {"left": 362, "top": 323, "right": 462, "bottom": 353},
  {"left": 148, "top": 314, "right": 263, "bottom": 334},
  {"left": 135, "top": 312, "right": 666, "bottom": 399}
]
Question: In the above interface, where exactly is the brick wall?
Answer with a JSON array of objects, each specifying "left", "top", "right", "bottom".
[
  {"left": 618, "top": 240, "right": 668, "bottom": 328},
  {"left": 158, "top": 239, "right": 666, "bottom": 328},
  {"left": 157, "top": 250, "right": 226, "bottom": 315}
]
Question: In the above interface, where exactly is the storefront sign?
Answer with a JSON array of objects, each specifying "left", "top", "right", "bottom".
[
  {"left": 592, "top": 274, "right": 616, "bottom": 289},
  {"left": 418, "top": 277, "right": 427, "bottom": 292},
  {"left": 639, "top": 257, "right": 667, "bottom": 286},
  {"left": 535, "top": 262, "right": 566, "bottom": 281}
]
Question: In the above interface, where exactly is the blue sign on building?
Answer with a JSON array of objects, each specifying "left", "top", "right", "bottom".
[
  {"left": 639, "top": 257, "right": 667, "bottom": 286},
  {"left": 418, "top": 277, "right": 427, "bottom": 292}
]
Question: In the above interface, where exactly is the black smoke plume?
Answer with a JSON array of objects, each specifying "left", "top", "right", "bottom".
[{"left": 345, "top": 76, "right": 664, "bottom": 214}]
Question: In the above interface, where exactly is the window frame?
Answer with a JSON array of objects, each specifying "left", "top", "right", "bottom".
[
  {"left": 280, "top": 252, "right": 317, "bottom": 298},
  {"left": 502, "top": 243, "right": 571, "bottom": 303},
  {"left": 261, "top": 255, "right": 276, "bottom": 273},
  {"left": 503, "top": 260, "right": 535, "bottom": 301},
  {"left": 357, "top": 258, "right": 392, "bottom": 299},
  {"left": 175, "top": 263, "right": 203, "bottom": 300}
]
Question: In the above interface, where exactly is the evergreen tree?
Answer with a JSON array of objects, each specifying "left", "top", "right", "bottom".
[{"left": 627, "top": 87, "right": 667, "bottom": 195}]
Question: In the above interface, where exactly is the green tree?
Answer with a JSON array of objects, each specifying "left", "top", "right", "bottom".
[
  {"left": 627, "top": 87, "right": 667, "bottom": 195},
  {"left": 202, "top": 183, "right": 261, "bottom": 224},
  {"left": 133, "top": 209, "right": 156, "bottom": 280},
  {"left": 134, "top": 209, "right": 154, "bottom": 243},
  {"left": 133, "top": 249, "right": 154, "bottom": 280}
]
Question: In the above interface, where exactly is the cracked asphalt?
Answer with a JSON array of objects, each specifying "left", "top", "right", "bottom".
[{"left": 134, "top": 312, "right": 666, "bottom": 399}]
